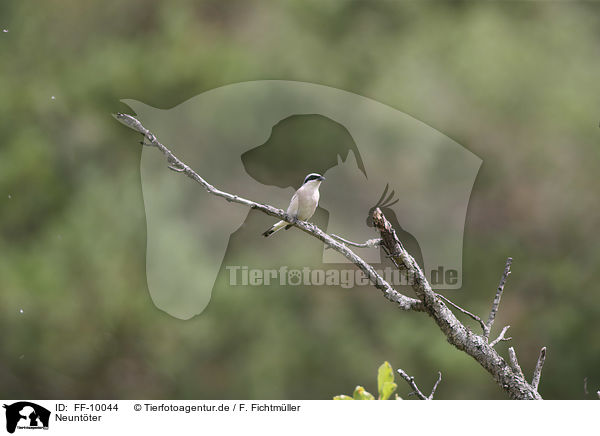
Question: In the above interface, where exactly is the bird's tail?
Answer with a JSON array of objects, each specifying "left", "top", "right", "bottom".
[{"left": 262, "top": 220, "right": 287, "bottom": 237}]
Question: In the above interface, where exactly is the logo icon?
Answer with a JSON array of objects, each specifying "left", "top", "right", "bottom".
[
  {"left": 3, "top": 402, "right": 50, "bottom": 434},
  {"left": 123, "top": 80, "right": 481, "bottom": 319}
]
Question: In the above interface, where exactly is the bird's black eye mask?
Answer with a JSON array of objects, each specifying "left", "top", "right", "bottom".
[{"left": 303, "top": 174, "right": 324, "bottom": 184}]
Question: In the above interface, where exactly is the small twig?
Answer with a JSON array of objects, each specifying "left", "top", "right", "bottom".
[
  {"left": 396, "top": 369, "right": 428, "bottom": 400},
  {"left": 489, "top": 325, "right": 512, "bottom": 347},
  {"left": 531, "top": 347, "right": 547, "bottom": 391},
  {"left": 436, "top": 293, "right": 486, "bottom": 330},
  {"left": 584, "top": 377, "right": 588, "bottom": 395},
  {"left": 484, "top": 257, "right": 513, "bottom": 339},
  {"left": 507, "top": 347, "right": 525, "bottom": 379},
  {"left": 397, "top": 369, "right": 442, "bottom": 400},
  {"left": 329, "top": 234, "right": 381, "bottom": 249},
  {"left": 429, "top": 372, "right": 443, "bottom": 400}
]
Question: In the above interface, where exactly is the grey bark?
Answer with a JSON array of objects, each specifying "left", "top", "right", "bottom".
[{"left": 372, "top": 208, "right": 543, "bottom": 399}]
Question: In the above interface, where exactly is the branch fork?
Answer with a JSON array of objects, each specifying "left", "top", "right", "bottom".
[{"left": 397, "top": 369, "right": 442, "bottom": 400}]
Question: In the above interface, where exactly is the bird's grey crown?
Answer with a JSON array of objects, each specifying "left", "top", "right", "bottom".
[{"left": 303, "top": 173, "right": 324, "bottom": 184}]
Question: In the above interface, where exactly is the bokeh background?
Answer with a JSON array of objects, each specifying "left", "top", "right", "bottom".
[{"left": 1, "top": 0, "right": 599, "bottom": 399}]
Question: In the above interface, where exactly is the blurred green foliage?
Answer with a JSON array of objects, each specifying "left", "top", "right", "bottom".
[{"left": 1, "top": 0, "right": 599, "bottom": 399}]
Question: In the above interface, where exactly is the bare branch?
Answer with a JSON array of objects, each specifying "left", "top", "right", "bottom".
[
  {"left": 489, "top": 325, "right": 512, "bottom": 347},
  {"left": 167, "top": 164, "right": 186, "bottom": 172},
  {"left": 397, "top": 369, "right": 427, "bottom": 400},
  {"left": 429, "top": 372, "right": 443, "bottom": 400},
  {"left": 436, "top": 293, "right": 485, "bottom": 330},
  {"left": 484, "top": 257, "right": 512, "bottom": 338},
  {"left": 115, "top": 113, "right": 424, "bottom": 313},
  {"left": 329, "top": 234, "right": 381, "bottom": 249},
  {"left": 508, "top": 347, "right": 525, "bottom": 379},
  {"left": 116, "top": 113, "right": 546, "bottom": 400},
  {"left": 584, "top": 377, "right": 588, "bottom": 395},
  {"left": 531, "top": 347, "right": 547, "bottom": 391},
  {"left": 373, "top": 209, "right": 541, "bottom": 399},
  {"left": 116, "top": 112, "right": 146, "bottom": 133},
  {"left": 379, "top": 243, "right": 403, "bottom": 271},
  {"left": 397, "top": 369, "right": 442, "bottom": 400}
]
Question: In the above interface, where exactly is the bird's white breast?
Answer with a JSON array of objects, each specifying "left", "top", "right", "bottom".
[{"left": 295, "top": 181, "right": 321, "bottom": 221}]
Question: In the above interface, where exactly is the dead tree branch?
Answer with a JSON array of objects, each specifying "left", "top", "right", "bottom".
[
  {"left": 484, "top": 257, "right": 512, "bottom": 339},
  {"left": 397, "top": 369, "right": 442, "bottom": 400},
  {"left": 117, "top": 113, "right": 546, "bottom": 400},
  {"left": 531, "top": 347, "right": 546, "bottom": 391},
  {"left": 508, "top": 347, "right": 525, "bottom": 379},
  {"left": 435, "top": 293, "right": 485, "bottom": 330},
  {"left": 115, "top": 113, "right": 423, "bottom": 312},
  {"left": 372, "top": 209, "right": 543, "bottom": 399},
  {"left": 429, "top": 371, "right": 443, "bottom": 399},
  {"left": 329, "top": 234, "right": 381, "bottom": 248},
  {"left": 489, "top": 325, "right": 512, "bottom": 347}
]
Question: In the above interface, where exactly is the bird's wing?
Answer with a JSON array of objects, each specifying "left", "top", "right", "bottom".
[{"left": 286, "top": 190, "right": 300, "bottom": 217}]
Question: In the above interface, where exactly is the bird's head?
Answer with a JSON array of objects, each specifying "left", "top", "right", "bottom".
[{"left": 302, "top": 173, "right": 326, "bottom": 186}]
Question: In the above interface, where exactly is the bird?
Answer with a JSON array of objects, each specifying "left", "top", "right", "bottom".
[{"left": 262, "top": 173, "right": 325, "bottom": 237}]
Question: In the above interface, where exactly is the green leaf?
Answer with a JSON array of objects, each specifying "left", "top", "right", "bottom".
[
  {"left": 352, "top": 385, "right": 375, "bottom": 400},
  {"left": 333, "top": 395, "right": 354, "bottom": 400},
  {"left": 380, "top": 381, "right": 398, "bottom": 400},
  {"left": 377, "top": 361, "right": 397, "bottom": 400}
]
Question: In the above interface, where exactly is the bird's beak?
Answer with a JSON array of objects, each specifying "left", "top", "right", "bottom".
[{"left": 319, "top": 176, "right": 326, "bottom": 181}]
